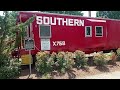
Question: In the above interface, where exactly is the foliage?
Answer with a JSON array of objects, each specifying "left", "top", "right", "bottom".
[
  {"left": 0, "top": 11, "right": 33, "bottom": 79},
  {"left": 0, "top": 11, "right": 35, "bottom": 55},
  {"left": 55, "top": 51, "right": 75, "bottom": 73},
  {"left": 40, "top": 11, "right": 83, "bottom": 16},
  {"left": 64, "top": 52, "right": 75, "bottom": 70},
  {"left": 41, "top": 73, "right": 53, "bottom": 79},
  {"left": 0, "top": 54, "right": 10, "bottom": 67},
  {"left": 74, "top": 50, "right": 88, "bottom": 68},
  {"left": 35, "top": 51, "right": 54, "bottom": 74},
  {"left": 96, "top": 11, "right": 120, "bottom": 19},
  {"left": 0, "top": 58, "right": 21, "bottom": 79},
  {"left": 93, "top": 52, "right": 107, "bottom": 66},
  {"left": 117, "top": 48, "right": 120, "bottom": 56},
  {"left": 0, "top": 66, "right": 20, "bottom": 79}
]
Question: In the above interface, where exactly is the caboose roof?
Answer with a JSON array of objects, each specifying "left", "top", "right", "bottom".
[{"left": 18, "top": 11, "right": 120, "bottom": 22}]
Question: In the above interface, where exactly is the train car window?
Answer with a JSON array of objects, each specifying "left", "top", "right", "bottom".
[
  {"left": 39, "top": 25, "right": 51, "bottom": 38},
  {"left": 95, "top": 26, "right": 103, "bottom": 37},
  {"left": 85, "top": 26, "right": 92, "bottom": 37}
]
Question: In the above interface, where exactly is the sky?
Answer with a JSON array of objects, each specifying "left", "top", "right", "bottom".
[{"left": 0, "top": 11, "right": 97, "bottom": 17}]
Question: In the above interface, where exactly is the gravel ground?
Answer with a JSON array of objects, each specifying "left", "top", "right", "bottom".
[{"left": 76, "top": 71, "right": 120, "bottom": 79}]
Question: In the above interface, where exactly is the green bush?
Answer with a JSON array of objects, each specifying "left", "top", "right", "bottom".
[
  {"left": 93, "top": 52, "right": 107, "bottom": 66},
  {"left": 0, "top": 66, "right": 21, "bottom": 79},
  {"left": 55, "top": 51, "right": 75, "bottom": 73},
  {"left": 0, "top": 55, "right": 21, "bottom": 79},
  {"left": 116, "top": 48, "right": 120, "bottom": 61},
  {"left": 41, "top": 73, "right": 53, "bottom": 79},
  {"left": 35, "top": 51, "right": 54, "bottom": 74},
  {"left": 74, "top": 50, "right": 88, "bottom": 68},
  {"left": 117, "top": 48, "right": 120, "bottom": 56},
  {"left": 0, "top": 54, "right": 10, "bottom": 67}
]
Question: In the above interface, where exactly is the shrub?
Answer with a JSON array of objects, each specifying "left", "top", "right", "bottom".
[
  {"left": 104, "top": 51, "right": 117, "bottom": 64},
  {"left": 55, "top": 52, "right": 66, "bottom": 73},
  {"left": 55, "top": 51, "right": 75, "bottom": 73},
  {"left": 116, "top": 48, "right": 120, "bottom": 61},
  {"left": 0, "top": 54, "right": 21, "bottom": 79},
  {"left": 74, "top": 50, "right": 88, "bottom": 68},
  {"left": 64, "top": 52, "right": 75, "bottom": 70},
  {"left": 0, "top": 54, "right": 10, "bottom": 67},
  {"left": 0, "top": 66, "right": 21, "bottom": 79},
  {"left": 117, "top": 48, "right": 120, "bottom": 56},
  {"left": 93, "top": 52, "right": 107, "bottom": 66},
  {"left": 35, "top": 51, "right": 54, "bottom": 74},
  {"left": 41, "top": 73, "right": 53, "bottom": 79}
]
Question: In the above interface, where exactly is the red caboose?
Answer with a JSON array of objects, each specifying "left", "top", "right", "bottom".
[{"left": 15, "top": 11, "right": 120, "bottom": 64}]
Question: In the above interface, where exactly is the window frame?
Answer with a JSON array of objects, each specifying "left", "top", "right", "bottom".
[
  {"left": 85, "top": 26, "right": 92, "bottom": 37},
  {"left": 39, "top": 25, "right": 51, "bottom": 38},
  {"left": 95, "top": 26, "right": 103, "bottom": 37}
]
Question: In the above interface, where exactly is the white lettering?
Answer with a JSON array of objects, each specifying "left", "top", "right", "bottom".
[
  {"left": 43, "top": 17, "right": 49, "bottom": 25},
  {"left": 57, "top": 18, "right": 63, "bottom": 25},
  {"left": 62, "top": 18, "right": 68, "bottom": 26},
  {"left": 68, "top": 19, "right": 73, "bottom": 26},
  {"left": 50, "top": 17, "right": 56, "bottom": 25},
  {"left": 74, "top": 19, "right": 79, "bottom": 26},
  {"left": 53, "top": 41, "right": 56, "bottom": 46},
  {"left": 53, "top": 41, "right": 66, "bottom": 46},
  {"left": 36, "top": 16, "right": 42, "bottom": 24},
  {"left": 79, "top": 20, "right": 84, "bottom": 26},
  {"left": 36, "top": 16, "right": 84, "bottom": 26}
]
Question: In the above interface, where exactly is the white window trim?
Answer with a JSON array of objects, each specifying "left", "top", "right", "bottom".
[
  {"left": 95, "top": 26, "right": 103, "bottom": 37},
  {"left": 85, "top": 26, "right": 92, "bottom": 37},
  {"left": 39, "top": 24, "right": 51, "bottom": 38}
]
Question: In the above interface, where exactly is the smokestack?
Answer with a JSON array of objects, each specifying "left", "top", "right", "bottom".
[{"left": 88, "top": 11, "right": 91, "bottom": 17}]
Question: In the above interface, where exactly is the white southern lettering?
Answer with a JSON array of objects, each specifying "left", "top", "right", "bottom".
[
  {"left": 36, "top": 16, "right": 42, "bottom": 24},
  {"left": 57, "top": 18, "right": 63, "bottom": 25},
  {"left": 79, "top": 20, "right": 84, "bottom": 26},
  {"left": 43, "top": 17, "right": 49, "bottom": 25},
  {"left": 36, "top": 16, "right": 84, "bottom": 26},
  {"left": 68, "top": 19, "right": 73, "bottom": 26},
  {"left": 62, "top": 18, "right": 68, "bottom": 26},
  {"left": 50, "top": 17, "right": 56, "bottom": 25},
  {"left": 74, "top": 19, "right": 79, "bottom": 26}
]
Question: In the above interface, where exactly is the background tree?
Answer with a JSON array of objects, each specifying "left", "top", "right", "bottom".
[
  {"left": 96, "top": 11, "right": 120, "bottom": 19},
  {"left": 40, "top": 11, "right": 83, "bottom": 16}
]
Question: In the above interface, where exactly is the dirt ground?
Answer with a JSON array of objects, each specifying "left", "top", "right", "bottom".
[{"left": 17, "top": 61, "right": 120, "bottom": 79}]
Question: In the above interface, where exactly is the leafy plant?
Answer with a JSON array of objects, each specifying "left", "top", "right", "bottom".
[
  {"left": 41, "top": 73, "right": 53, "bottom": 79},
  {"left": 116, "top": 48, "right": 120, "bottom": 61},
  {"left": 55, "top": 51, "right": 75, "bottom": 73},
  {"left": 64, "top": 52, "right": 75, "bottom": 70},
  {"left": 0, "top": 54, "right": 10, "bottom": 67},
  {"left": 105, "top": 51, "right": 117, "bottom": 64},
  {"left": 74, "top": 50, "right": 88, "bottom": 68},
  {"left": 0, "top": 66, "right": 20, "bottom": 79},
  {"left": 116, "top": 48, "right": 120, "bottom": 57},
  {"left": 55, "top": 52, "right": 66, "bottom": 73},
  {"left": 93, "top": 52, "right": 107, "bottom": 66},
  {"left": 35, "top": 51, "right": 54, "bottom": 74}
]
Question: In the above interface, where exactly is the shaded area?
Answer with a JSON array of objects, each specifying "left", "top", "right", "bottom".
[
  {"left": 67, "top": 69, "right": 76, "bottom": 79},
  {"left": 95, "top": 66, "right": 110, "bottom": 72}
]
